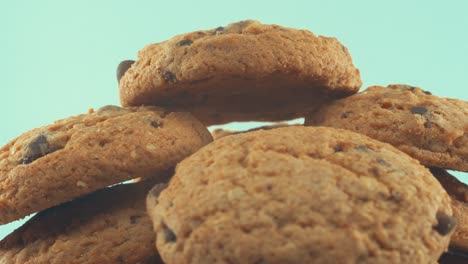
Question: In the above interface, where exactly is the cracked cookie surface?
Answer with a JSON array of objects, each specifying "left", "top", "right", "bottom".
[
  {"left": 305, "top": 85, "right": 468, "bottom": 171},
  {"left": 0, "top": 178, "right": 167, "bottom": 264},
  {"left": 119, "top": 20, "right": 362, "bottom": 125},
  {"left": 147, "top": 126, "right": 453, "bottom": 264},
  {"left": 0, "top": 105, "right": 212, "bottom": 225}
]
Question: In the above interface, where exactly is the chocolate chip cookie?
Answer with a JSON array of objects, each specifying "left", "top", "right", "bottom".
[
  {"left": 431, "top": 168, "right": 468, "bottom": 251},
  {"left": 305, "top": 85, "right": 468, "bottom": 171},
  {"left": 148, "top": 126, "right": 453, "bottom": 263},
  {"left": 119, "top": 20, "right": 362, "bottom": 125},
  {"left": 0, "top": 105, "right": 212, "bottom": 225},
  {"left": 0, "top": 178, "right": 167, "bottom": 264}
]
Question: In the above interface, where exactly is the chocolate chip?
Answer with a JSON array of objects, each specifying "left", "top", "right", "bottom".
[
  {"left": 163, "top": 71, "right": 177, "bottom": 83},
  {"left": 212, "top": 26, "right": 225, "bottom": 35},
  {"left": 333, "top": 145, "right": 344, "bottom": 152},
  {"left": 116, "top": 60, "right": 135, "bottom": 82},
  {"left": 162, "top": 223, "right": 177, "bottom": 243},
  {"left": 21, "top": 134, "right": 54, "bottom": 164},
  {"left": 176, "top": 39, "right": 193, "bottom": 46},
  {"left": 433, "top": 211, "right": 457, "bottom": 235},
  {"left": 117, "top": 256, "right": 125, "bottom": 263},
  {"left": 424, "top": 121, "right": 433, "bottom": 128},
  {"left": 411, "top": 106, "right": 428, "bottom": 115},
  {"left": 150, "top": 119, "right": 162, "bottom": 128},
  {"left": 423, "top": 90, "right": 432, "bottom": 95}
]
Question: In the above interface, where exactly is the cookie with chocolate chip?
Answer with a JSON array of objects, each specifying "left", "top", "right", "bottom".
[
  {"left": 0, "top": 178, "right": 167, "bottom": 264},
  {"left": 431, "top": 168, "right": 468, "bottom": 251},
  {"left": 0, "top": 105, "right": 212, "bottom": 225},
  {"left": 147, "top": 126, "right": 453, "bottom": 263},
  {"left": 119, "top": 20, "right": 362, "bottom": 125},
  {"left": 305, "top": 85, "right": 468, "bottom": 171}
]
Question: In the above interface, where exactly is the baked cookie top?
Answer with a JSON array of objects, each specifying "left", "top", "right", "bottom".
[
  {"left": 148, "top": 126, "right": 453, "bottom": 264},
  {"left": 0, "top": 178, "right": 166, "bottom": 264},
  {"left": 0, "top": 105, "right": 212, "bottom": 225},
  {"left": 305, "top": 84, "right": 468, "bottom": 171},
  {"left": 431, "top": 168, "right": 468, "bottom": 251},
  {"left": 119, "top": 20, "right": 362, "bottom": 125}
]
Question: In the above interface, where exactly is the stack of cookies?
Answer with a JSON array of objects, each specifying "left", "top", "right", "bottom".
[{"left": 0, "top": 20, "right": 467, "bottom": 263}]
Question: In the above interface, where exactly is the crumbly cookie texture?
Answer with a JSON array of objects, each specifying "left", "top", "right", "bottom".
[
  {"left": 119, "top": 20, "right": 362, "bottom": 125},
  {"left": 0, "top": 105, "right": 212, "bottom": 225},
  {"left": 305, "top": 84, "right": 468, "bottom": 171},
  {"left": 431, "top": 168, "right": 468, "bottom": 251},
  {"left": 0, "top": 179, "right": 167, "bottom": 264},
  {"left": 148, "top": 126, "right": 453, "bottom": 264}
]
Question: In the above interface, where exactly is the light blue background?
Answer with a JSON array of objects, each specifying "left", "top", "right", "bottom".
[{"left": 1, "top": 0, "right": 467, "bottom": 240}]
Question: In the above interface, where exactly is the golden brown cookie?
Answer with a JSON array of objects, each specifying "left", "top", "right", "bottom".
[
  {"left": 0, "top": 105, "right": 212, "bottom": 225},
  {"left": 148, "top": 126, "right": 453, "bottom": 264},
  {"left": 305, "top": 84, "right": 468, "bottom": 171},
  {"left": 431, "top": 168, "right": 468, "bottom": 251},
  {"left": 119, "top": 20, "right": 362, "bottom": 125},
  {"left": 0, "top": 178, "right": 167, "bottom": 264}
]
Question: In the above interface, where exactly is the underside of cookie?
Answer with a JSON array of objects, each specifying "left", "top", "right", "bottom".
[
  {"left": 119, "top": 20, "right": 362, "bottom": 125},
  {"left": 0, "top": 179, "right": 165, "bottom": 264},
  {"left": 305, "top": 84, "right": 468, "bottom": 171},
  {"left": 430, "top": 168, "right": 468, "bottom": 251},
  {"left": 0, "top": 105, "right": 212, "bottom": 225},
  {"left": 148, "top": 126, "right": 453, "bottom": 264}
]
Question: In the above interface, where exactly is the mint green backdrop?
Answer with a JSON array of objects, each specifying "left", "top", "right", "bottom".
[{"left": 1, "top": 0, "right": 466, "bottom": 239}]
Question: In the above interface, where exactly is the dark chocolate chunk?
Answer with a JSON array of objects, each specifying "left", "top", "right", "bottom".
[
  {"left": 150, "top": 119, "right": 162, "bottom": 128},
  {"left": 333, "top": 145, "right": 344, "bottom": 152},
  {"left": 163, "top": 71, "right": 177, "bottom": 83},
  {"left": 21, "top": 134, "right": 54, "bottom": 164},
  {"left": 212, "top": 26, "right": 225, "bottom": 35},
  {"left": 162, "top": 223, "right": 177, "bottom": 243},
  {"left": 176, "top": 39, "right": 193, "bottom": 46},
  {"left": 423, "top": 90, "right": 432, "bottom": 95},
  {"left": 411, "top": 106, "right": 428, "bottom": 115},
  {"left": 116, "top": 60, "right": 135, "bottom": 82},
  {"left": 424, "top": 121, "right": 433, "bottom": 128},
  {"left": 433, "top": 211, "right": 457, "bottom": 235}
]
